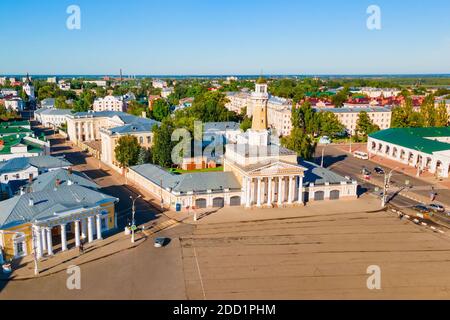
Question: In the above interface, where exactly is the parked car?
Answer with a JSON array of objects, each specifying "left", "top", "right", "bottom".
[
  {"left": 412, "top": 205, "right": 430, "bottom": 214},
  {"left": 374, "top": 167, "right": 385, "bottom": 175},
  {"left": 354, "top": 151, "right": 369, "bottom": 160},
  {"left": 428, "top": 204, "right": 445, "bottom": 213},
  {"left": 154, "top": 237, "right": 167, "bottom": 248}
]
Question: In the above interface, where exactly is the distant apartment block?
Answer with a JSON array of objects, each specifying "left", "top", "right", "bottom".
[
  {"left": 93, "top": 95, "right": 126, "bottom": 112},
  {"left": 317, "top": 107, "right": 392, "bottom": 135}
]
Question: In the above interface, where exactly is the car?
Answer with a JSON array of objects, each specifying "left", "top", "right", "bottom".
[
  {"left": 154, "top": 237, "right": 167, "bottom": 248},
  {"left": 412, "top": 205, "right": 430, "bottom": 214},
  {"left": 374, "top": 167, "right": 385, "bottom": 175},
  {"left": 354, "top": 151, "right": 369, "bottom": 160},
  {"left": 362, "top": 168, "right": 371, "bottom": 175},
  {"left": 428, "top": 204, "right": 445, "bottom": 213}
]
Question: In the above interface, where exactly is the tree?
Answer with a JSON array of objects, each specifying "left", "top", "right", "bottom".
[
  {"left": 355, "top": 111, "right": 380, "bottom": 142},
  {"left": 435, "top": 101, "right": 449, "bottom": 127},
  {"left": 127, "top": 101, "right": 147, "bottom": 117},
  {"left": 137, "top": 147, "right": 152, "bottom": 165},
  {"left": 318, "top": 112, "right": 345, "bottom": 137},
  {"left": 420, "top": 95, "right": 437, "bottom": 127},
  {"left": 152, "top": 119, "right": 175, "bottom": 167},
  {"left": 151, "top": 99, "right": 170, "bottom": 121},
  {"left": 188, "top": 91, "right": 238, "bottom": 122},
  {"left": 114, "top": 135, "right": 140, "bottom": 169},
  {"left": 240, "top": 116, "right": 252, "bottom": 132},
  {"left": 281, "top": 128, "right": 316, "bottom": 160}
]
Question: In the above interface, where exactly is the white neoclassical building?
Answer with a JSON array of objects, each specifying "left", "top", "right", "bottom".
[
  {"left": 127, "top": 80, "right": 358, "bottom": 212},
  {"left": 368, "top": 127, "right": 450, "bottom": 178}
]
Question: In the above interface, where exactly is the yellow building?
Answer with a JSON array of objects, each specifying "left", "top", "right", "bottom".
[{"left": 0, "top": 185, "right": 118, "bottom": 262}]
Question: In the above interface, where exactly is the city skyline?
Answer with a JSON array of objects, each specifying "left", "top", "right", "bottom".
[{"left": 1, "top": 0, "right": 450, "bottom": 75}]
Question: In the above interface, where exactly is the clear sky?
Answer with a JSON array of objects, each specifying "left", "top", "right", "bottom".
[{"left": 1, "top": 0, "right": 450, "bottom": 75}]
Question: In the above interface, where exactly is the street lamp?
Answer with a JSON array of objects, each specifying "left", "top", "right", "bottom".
[
  {"left": 129, "top": 195, "right": 142, "bottom": 243},
  {"left": 381, "top": 167, "right": 398, "bottom": 208}
]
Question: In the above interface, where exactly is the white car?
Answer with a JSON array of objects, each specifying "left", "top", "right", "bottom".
[
  {"left": 428, "top": 204, "right": 445, "bottom": 213},
  {"left": 154, "top": 238, "right": 166, "bottom": 248},
  {"left": 354, "top": 151, "right": 369, "bottom": 160}
]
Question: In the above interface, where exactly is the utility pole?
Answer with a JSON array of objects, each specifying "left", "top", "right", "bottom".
[
  {"left": 382, "top": 167, "right": 398, "bottom": 208},
  {"left": 160, "top": 179, "right": 163, "bottom": 210},
  {"left": 31, "top": 225, "right": 39, "bottom": 276},
  {"left": 130, "top": 195, "right": 141, "bottom": 243}
]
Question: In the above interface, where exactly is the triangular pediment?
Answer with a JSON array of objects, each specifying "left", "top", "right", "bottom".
[{"left": 248, "top": 161, "right": 306, "bottom": 176}]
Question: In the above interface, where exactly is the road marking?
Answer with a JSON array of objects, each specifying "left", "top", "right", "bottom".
[{"left": 192, "top": 239, "right": 206, "bottom": 300}]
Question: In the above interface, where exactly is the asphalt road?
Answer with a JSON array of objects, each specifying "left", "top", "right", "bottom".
[{"left": 314, "top": 145, "right": 449, "bottom": 211}]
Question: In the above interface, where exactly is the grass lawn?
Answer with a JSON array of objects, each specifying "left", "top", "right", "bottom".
[{"left": 171, "top": 167, "right": 224, "bottom": 174}]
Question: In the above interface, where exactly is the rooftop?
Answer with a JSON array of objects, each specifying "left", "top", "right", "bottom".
[
  {"left": 369, "top": 127, "right": 450, "bottom": 154},
  {"left": 0, "top": 185, "right": 118, "bottom": 229},
  {"left": 131, "top": 164, "right": 241, "bottom": 195},
  {"left": 30, "top": 168, "right": 99, "bottom": 192},
  {"left": 0, "top": 156, "right": 71, "bottom": 175}
]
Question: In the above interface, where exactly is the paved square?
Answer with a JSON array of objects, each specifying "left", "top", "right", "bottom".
[{"left": 181, "top": 198, "right": 450, "bottom": 299}]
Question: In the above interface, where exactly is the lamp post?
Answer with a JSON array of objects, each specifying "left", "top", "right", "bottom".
[
  {"left": 129, "top": 195, "right": 141, "bottom": 243},
  {"left": 382, "top": 167, "right": 398, "bottom": 208}
]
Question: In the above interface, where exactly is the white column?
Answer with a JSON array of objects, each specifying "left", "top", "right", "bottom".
[
  {"left": 60, "top": 224, "right": 67, "bottom": 252},
  {"left": 87, "top": 216, "right": 94, "bottom": 243},
  {"left": 278, "top": 177, "right": 283, "bottom": 205},
  {"left": 298, "top": 176, "right": 304, "bottom": 204},
  {"left": 90, "top": 122, "right": 95, "bottom": 140},
  {"left": 246, "top": 178, "right": 251, "bottom": 208},
  {"left": 41, "top": 227, "right": 47, "bottom": 254},
  {"left": 46, "top": 227, "right": 53, "bottom": 256},
  {"left": 77, "top": 122, "right": 82, "bottom": 142},
  {"left": 267, "top": 177, "right": 273, "bottom": 206},
  {"left": 96, "top": 215, "right": 103, "bottom": 240},
  {"left": 256, "top": 178, "right": 262, "bottom": 207},
  {"left": 33, "top": 226, "right": 43, "bottom": 259},
  {"left": 288, "top": 176, "right": 294, "bottom": 204},
  {"left": 74, "top": 220, "right": 81, "bottom": 248},
  {"left": 81, "top": 218, "right": 87, "bottom": 239}
]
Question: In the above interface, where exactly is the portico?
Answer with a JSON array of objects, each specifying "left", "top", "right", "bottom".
[
  {"left": 31, "top": 208, "right": 110, "bottom": 259},
  {"left": 236, "top": 161, "right": 306, "bottom": 208}
]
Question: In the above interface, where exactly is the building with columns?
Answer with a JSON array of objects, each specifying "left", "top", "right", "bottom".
[
  {"left": 126, "top": 80, "right": 358, "bottom": 211},
  {"left": 368, "top": 127, "right": 450, "bottom": 178},
  {"left": 0, "top": 185, "right": 118, "bottom": 262},
  {"left": 93, "top": 95, "right": 127, "bottom": 112}
]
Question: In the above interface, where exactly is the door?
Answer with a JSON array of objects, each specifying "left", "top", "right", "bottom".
[
  {"left": 314, "top": 191, "right": 325, "bottom": 201},
  {"left": 330, "top": 190, "right": 340, "bottom": 200},
  {"left": 212, "top": 197, "right": 225, "bottom": 208},
  {"left": 195, "top": 199, "right": 207, "bottom": 209}
]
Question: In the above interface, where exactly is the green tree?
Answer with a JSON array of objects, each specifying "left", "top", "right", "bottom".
[
  {"left": 137, "top": 147, "right": 152, "bottom": 165},
  {"left": 152, "top": 120, "right": 175, "bottom": 167},
  {"left": 114, "top": 135, "right": 140, "bottom": 169},
  {"left": 318, "top": 112, "right": 345, "bottom": 137},
  {"left": 240, "top": 116, "right": 252, "bottom": 132},
  {"left": 420, "top": 95, "right": 437, "bottom": 127},
  {"left": 355, "top": 111, "right": 380, "bottom": 141},
  {"left": 127, "top": 100, "right": 147, "bottom": 117},
  {"left": 435, "top": 101, "right": 449, "bottom": 127},
  {"left": 281, "top": 128, "right": 316, "bottom": 160},
  {"left": 151, "top": 99, "right": 170, "bottom": 121}
]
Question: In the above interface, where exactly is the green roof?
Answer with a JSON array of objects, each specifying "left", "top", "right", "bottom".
[
  {"left": 0, "top": 134, "right": 44, "bottom": 155},
  {"left": 369, "top": 127, "right": 450, "bottom": 154},
  {"left": 0, "top": 127, "right": 32, "bottom": 135},
  {"left": 0, "top": 120, "right": 30, "bottom": 127}
]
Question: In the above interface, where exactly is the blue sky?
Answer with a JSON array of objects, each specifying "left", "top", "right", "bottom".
[{"left": 1, "top": 0, "right": 450, "bottom": 75}]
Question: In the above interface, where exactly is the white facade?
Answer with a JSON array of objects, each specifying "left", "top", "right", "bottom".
[
  {"left": 35, "top": 109, "right": 71, "bottom": 127},
  {"left": 161, "top": 87, "right": 174, "bottom": 98},
  {"left": 152, "top": 79, "right": 167, "bottom": 89},
  {"left": 319, "top": 107, "right": 392, "bottom": 135},
  {"left": 93, "top": 95, "right": 126, "bottom": 112},
  {"left": 4, "top": 98, "right": 25, "bottom": 112}
]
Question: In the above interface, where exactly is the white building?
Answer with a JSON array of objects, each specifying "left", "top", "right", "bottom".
[
  {"left": 368, "top": 127, "right": 450, "bottom": 178},
  {"left": 225, "top": 91, "right": 294, "bottom": 137},
  {"left": 58, "top": 81, "right": 71, "bottom": 91},
  {"left": 161, "top": 87, "right": 174, "bottom": 98},
  {"left": 317, "top": 107, "right": 392, "bottom": 136},
  {"left": 93, "top": 95, "right": 126, "bottom": 112},
  {"left": 4, "top": 97, "right": 25, "bottom": 112},
  {"left": 83, "top": 80, "right": 107, "bottom": 87},
  {"left": 127, "top": 80, "right": 358, "bottom": 212},
  {"left": 152, "top": 79, "right": 167, "bottom": 89},
  {"left": 34, "top": 108, "right": 72, "bottom": 128},
  {"left": 47, "top": 77, "right": 57, "bottom": 83},
  {"left": 356, "top": 87, "right": 401, "bottom": 98}
]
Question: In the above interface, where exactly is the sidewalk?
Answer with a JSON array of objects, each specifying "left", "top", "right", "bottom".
[{"left": 0, "top": 230, "right": 147, "bottom": 281}]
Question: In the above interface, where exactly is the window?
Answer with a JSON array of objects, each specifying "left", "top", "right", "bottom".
[
  {"left": 140, "top": 137, "right": 144, "bottom": 144},
  {"left": 101, "top": 217, "right": 107, "bottom": 230},
  {"left": 147, "top": 136, "right": 151, "bottom": 144},
  {"left": 16, "top": 242, "right": 24, "bottom": 255}
]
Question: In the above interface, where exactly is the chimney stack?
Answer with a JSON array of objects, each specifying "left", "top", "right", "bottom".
[
  {"left": 28, "top": 173, "right": 33, "bottom": 184},
  {"left": 29, "top": 198, "right": 34, "bottom": 207},
  {"left": 68, "top": 167, "right": 73, "bottom": 175},
  {"left": 55, "top": 179, "right": 61, "bottom": 187}
]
